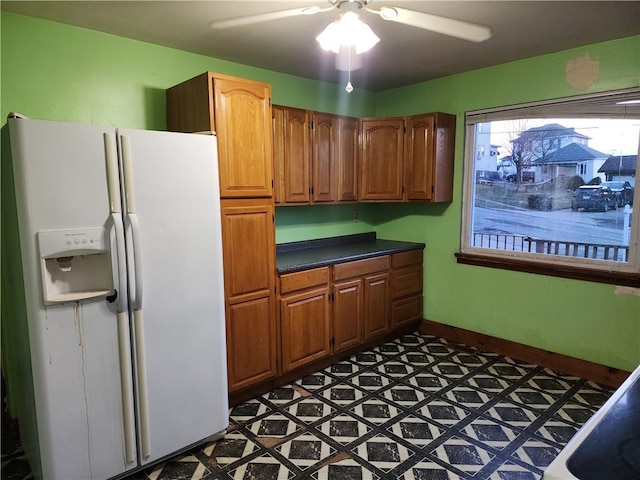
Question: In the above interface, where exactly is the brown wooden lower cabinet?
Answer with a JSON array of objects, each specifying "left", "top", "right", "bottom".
[
  {"left": 279, "top": 267, "right": 331, "bottom": 372},
  {"left": 226, "top": 296, "right": 276, "bottom": 391},
  {"left": 391, "top": 250, "right": 424, "bottom": 327},
  {"left": 220, "top": 199, "right": 277, "bottom": 393},
  {"left": 333, "top": 278, "right": 363, "bottom": 352},
  {"left": 363, "top": 272, "right": 391, "bottom": 338},
  {"left": 230, "top": 249, "right": 423, "bottom": 405}
]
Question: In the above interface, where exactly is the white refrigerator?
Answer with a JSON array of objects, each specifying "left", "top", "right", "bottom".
[{"left": 5, "top": 116, "right": 229, "bottom": 479}]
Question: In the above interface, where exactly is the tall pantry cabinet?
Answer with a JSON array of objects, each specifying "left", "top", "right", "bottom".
[{"left": 166, "top": 72, "right": 277, "bottom": 394}]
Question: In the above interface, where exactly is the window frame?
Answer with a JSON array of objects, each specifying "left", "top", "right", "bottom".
[{"left": 457, "top": 89, "right": 640, "bottom": 288}]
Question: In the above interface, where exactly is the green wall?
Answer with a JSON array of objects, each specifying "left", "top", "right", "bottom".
[
  {"left": 373, "top": 36, "right": 640, "bottom": 371},
  {"left": 2, "top": 11, "right": 639, "bottom": 371}
]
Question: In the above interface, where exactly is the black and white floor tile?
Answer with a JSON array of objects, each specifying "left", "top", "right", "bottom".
[{"left": 1, "top": 333, "right": 616, "bottom": 480}]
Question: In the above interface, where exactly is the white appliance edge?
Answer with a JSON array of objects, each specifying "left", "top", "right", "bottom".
[
  {"left": 543, "top": 364, "right": 640, "bottom": 479},
  {"left": 6, "top": 117, "right": 228, "bottom": 479}
]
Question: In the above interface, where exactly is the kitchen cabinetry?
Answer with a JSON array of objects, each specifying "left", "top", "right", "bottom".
[
  {"left": 360, "top": 113, "right": 456, "bottom": 203},
  {"left": 273, "top": 105, "right": 310, "bottom": 204},
  {"left": 391, "top": 250, "right": 423, "bottom": 327},
  {"left": 273, "top": 105, "right": 359, "bottom": 204},
  {"left": 336, "top": 116, "right": 359, "bottom": 202},
  {"left": 279, "top": 268, "right": 331, "bottom": 372},
  {"left": 311, "top": 112, "right": 337, "bottom": 203},
  {"left": 332, "top": 278, "right": 363, "bottom": 352},
  {"left": 221, "top": 199, "right": 277, "bottom": 392},
  {"left": 360, "top": 118, "right": 405, "bottom": 201},
  {"left": 332, "top": 256, "right": 391, "bottom": 353},
  {"left": 276, "top": 249, "right": 420, "bottom": 379},
  {"left": 405, "top": 112, "right": 456, "bottom": 202},
  {"left": 166, "top": 72, "right": 273, "bottom": 198}
]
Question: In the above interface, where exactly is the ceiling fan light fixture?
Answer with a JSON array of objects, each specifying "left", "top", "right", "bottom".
[{"left": 316, "top": 10, "right": 380, "bottom": 54}]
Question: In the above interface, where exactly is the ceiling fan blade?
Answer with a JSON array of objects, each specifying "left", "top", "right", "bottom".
[
  {"left": 210, "top": 5, "right": 331, "bottom": 29},
  {"left": 369, "top": 6, "right": 492, "bottom": 43}
]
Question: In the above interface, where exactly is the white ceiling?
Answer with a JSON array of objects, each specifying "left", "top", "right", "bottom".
[{"left": 3, "top": 1, "right": 639, "bottom": 91}]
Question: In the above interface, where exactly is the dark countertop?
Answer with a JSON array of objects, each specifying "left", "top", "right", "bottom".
[{"left": 276, "top": 232, "right": 425, "bottom": 274}]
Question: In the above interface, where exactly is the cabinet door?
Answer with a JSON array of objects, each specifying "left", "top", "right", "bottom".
[
  {"left": 272, "top": 105, "right": 285, "bottom": 204},
  {"left": 333, "top": 278, "right": 363, "bottom": 352},
  {"left": 220, "top": 199, "right": 277, "bottom": 391},
  {"left": 363, "top": 272, "right": 390, "bottom": 339},
  {"left": 282, "top": 107, "right": 310, "bottom": 203},
  {"left": 360, "top": 118, "right": 405, "bottom": 201},
  {"left": 405, "top": 114, "right": 435, "bottom": 200},
  {"left": 213, "top": 75, "right": 273, "bottom": 198},
  {"left": 406, "top": 112, "right": 456, "bottom": 202},
  {"left": 337, "top": 116, "right": 359, "bottom": 202},
  {"left": 312, "top": 112, "right": 338, "bottom": 203},
  {"left": 227, "top": 297, "right": 276, "bottom": 391},
  {"left": 280, "top": 287, "right": 331, "bottom": 372}
]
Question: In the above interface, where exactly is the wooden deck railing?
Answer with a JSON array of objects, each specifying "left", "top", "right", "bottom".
[{"left": 472, "top": 233, "right": 629, "bottom": 262}]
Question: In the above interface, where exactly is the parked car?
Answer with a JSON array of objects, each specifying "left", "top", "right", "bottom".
[
  {"left": 476, "top": 170, "right": 501, "bottom": 185},
  {"left": 572, "top": 185, "right": 616, "bottom": 211},
  {"left": 600, "top": 181, "right": 634, "bottom": 207},
  {"left": 506, "top": 171, "right": 535, "bottom": 183}
]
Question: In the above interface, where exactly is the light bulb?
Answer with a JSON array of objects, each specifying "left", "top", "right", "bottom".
[{"left": 345, "top": 82, "right": 354, "bottom": 93}]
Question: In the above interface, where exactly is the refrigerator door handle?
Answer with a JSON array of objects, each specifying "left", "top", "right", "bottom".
[
  {"left": 104, "top": 133, "right": 137, "bottom": 464},
  {"left": 105, "top": 134, "right": 128, "bottom": 313},
  {"left": 134, "top": 309, "right": 151, "bottom": 459},
  {"left": 121, "top": 135, "right": 144, "bottom": 310},
  {"left": 120, "top": 133, "right": 151, "bottom": 459},
  {"left": 117, "top": 312, "right": 137, "bottom": 464}
]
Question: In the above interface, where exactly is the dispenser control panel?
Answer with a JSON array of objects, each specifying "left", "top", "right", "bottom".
[{"left": 38, "top": 227, "right": 108, "bottom": 258}]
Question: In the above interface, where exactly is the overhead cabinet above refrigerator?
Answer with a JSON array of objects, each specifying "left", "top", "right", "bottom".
[{"left": 3, "top": 116, "right": 229, "bottom": 480}]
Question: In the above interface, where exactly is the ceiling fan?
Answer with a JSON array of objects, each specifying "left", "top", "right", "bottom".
[
  {"left": 209, "top": 0, "right": 493, "bottom": 43},
  {"left": 210, "top": 0, "right": 492, "bottom": 92}
]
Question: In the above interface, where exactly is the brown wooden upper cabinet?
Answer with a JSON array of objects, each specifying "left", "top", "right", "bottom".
[
  {"left": 166, "top": 72, "right": 274, "bottom": 198},
  {"left": 406, "top": 112, "right": 456, "bottom": 202},
  {"left": 360, "top": 118, "right": 405, "bottom": 201},
  {"left": 361, "top": 113, "right": 456, "bottom": 203},
  {"left": 273, "top": 105, "right": 310, "bottom": 204},
  {"left": 273, "top": 105, "right": 359, "bottom": 205}
]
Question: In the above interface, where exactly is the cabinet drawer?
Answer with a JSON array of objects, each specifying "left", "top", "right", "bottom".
[
  {"left": 391, "top": 250, "right": 423, "bottom": 268},
  {"left": 391, "top": 265, "right": 423, "bottom": 299},
  {"left": 280, "top": 267, "right": 329, "bottom": 294},
  {"left": 333, "top": 255, "right": 390, "bottom": 281},
  {"left": 392, "top": 295, "right": 423, "bottom": 327}
]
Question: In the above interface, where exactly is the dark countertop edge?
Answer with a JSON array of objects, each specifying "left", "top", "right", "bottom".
[
  {"left": 276, "top": 238, "right": 425, "bottom": 274},
  {"left": 276, "top": 232, "right": 377, "bottom": 254}
]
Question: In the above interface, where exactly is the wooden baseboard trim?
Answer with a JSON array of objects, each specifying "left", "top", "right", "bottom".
[{"left": 419, "top": 319, "right": 630, "bottom": 388}]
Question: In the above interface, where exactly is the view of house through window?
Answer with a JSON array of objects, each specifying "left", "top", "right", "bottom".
[{"left": 463, "top": 94, "right": 640, "bottom": 274}]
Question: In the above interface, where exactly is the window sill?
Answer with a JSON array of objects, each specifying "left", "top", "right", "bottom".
[{"left": 455, "top": 252, "right": 640, "bottom": 288}]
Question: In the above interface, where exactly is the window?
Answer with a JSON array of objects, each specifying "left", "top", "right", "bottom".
[
  {"left": 458, "top": 89, "right": 640, "bottom": 286},
  {"left": 578, "top": 163, "right": 587, "bottom": 176}
]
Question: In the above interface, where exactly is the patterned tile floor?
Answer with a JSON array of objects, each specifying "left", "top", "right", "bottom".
[{"left": 1, "top": 333, "right": 615, "bottom": 480}]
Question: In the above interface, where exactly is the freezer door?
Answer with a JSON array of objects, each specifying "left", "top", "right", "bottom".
[
  {"left": 7, "top": 118, "right": 137, "bottom": 479},
  {"left": 118, "top": 128, "right": 228, "bottom": 464}
]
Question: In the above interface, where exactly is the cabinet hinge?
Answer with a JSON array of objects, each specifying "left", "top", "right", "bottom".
[
  {"left": 433, "top": 123, "right": 437, "bottom": 132},
  {"left": 329, "top": 292, "right": 334, "bottom": 302},
  {"left": 310, "top": 121, "right": 314, "bottom": 130},
  {"left": 272, "top": 179, "right": 274, "bottom": 188},
  {"left": 431, "top": 185, "right": 435, "bottom": 194},
  {"left": 403, "top": 126, "right": 407, "bottom": 133},
  {"left": 402, "top": 185, "right": 405, "bottom": 193},
  {"left": 330, "top": 338, "right": 334, "bottom": 347},
  {"left": 309, "top": 187, "right": 314, "bottom": 195},
  {"left": 272, "top": 214, "right": 275, "bottom": 223}
]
